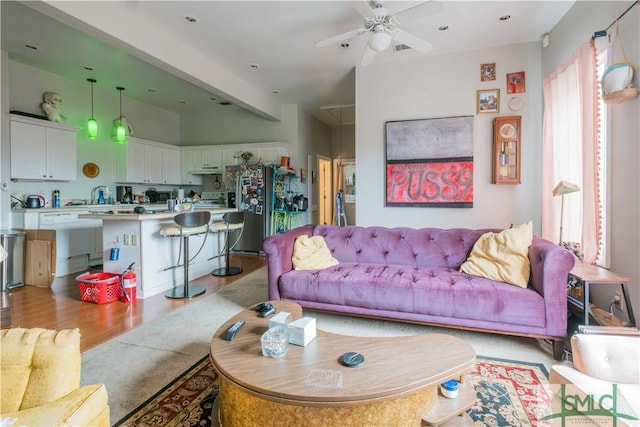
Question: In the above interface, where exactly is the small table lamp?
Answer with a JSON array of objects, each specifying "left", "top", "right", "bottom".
[{"left": 552, "top": 180, "right": 580, "bottom": 245}]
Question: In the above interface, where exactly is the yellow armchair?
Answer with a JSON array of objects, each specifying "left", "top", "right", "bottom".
[{"left": 1, "top": 328, "right": 109, "bottom": 426}]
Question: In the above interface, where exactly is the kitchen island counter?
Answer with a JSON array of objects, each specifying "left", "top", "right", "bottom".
[
  {"left": 82, "top": 207, "right": 238, "bottom": 299},
  {"left": 78, "top": 207, "right": 235, "bottom": 221}
]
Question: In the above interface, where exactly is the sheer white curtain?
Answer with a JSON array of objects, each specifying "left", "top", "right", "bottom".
[{"left": 542, "top": 39, "right": 601, "bottom": 263}]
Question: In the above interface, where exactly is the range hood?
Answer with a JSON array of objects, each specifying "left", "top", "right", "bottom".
[{"left": 190, "top": 167, "right": 223, "bottom": 174}]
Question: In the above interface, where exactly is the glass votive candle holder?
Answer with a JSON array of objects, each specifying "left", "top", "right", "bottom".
[{"left": 260, "top": 325, "right": 290, "bottom": 358}]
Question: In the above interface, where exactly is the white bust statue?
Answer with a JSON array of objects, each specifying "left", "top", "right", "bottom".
[
  {"left": 114, "top": 116, "right": 134, "bottom": 136},
  {"left": 41, "top": 92, "right": 64, "bottom": 122}
]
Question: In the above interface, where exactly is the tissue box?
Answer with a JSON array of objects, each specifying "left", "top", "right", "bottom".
[
  {"left": 288, "top": 317, "right": 316, "bottom": 346},
  {"left": 269, "top": 311, "right": 291, "bottom": 328}
]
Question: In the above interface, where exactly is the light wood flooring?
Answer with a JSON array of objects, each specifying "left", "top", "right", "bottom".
[{"left": 1, "top": 254, "right": 266, "bottom": 353}]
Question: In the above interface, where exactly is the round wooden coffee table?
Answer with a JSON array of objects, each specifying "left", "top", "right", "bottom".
[{"left": 210, "top": 301, "right": 476, "bottom": 426}]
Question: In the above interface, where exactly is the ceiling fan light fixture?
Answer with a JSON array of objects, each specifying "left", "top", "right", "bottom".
[{"left": 369, "top": 30, "right": 392, "bottom": 52}]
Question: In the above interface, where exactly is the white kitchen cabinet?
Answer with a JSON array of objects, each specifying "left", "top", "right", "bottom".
[
  {"left": 162, "top": 146, "right": 182, "bottom": 185},
  {"left": 9, "top": 115, "right": 78, "bottom": 181},
  {"left": 258, "top": 144, "right": 288, "bottom": 165},
  {"left": 222, "top": 142, "right": 288, "bottom": 167},
  {"left": 181, "top": 150, "right": 203, "bottom": 185},
  {"left": 189, "top": 147, "right": 223, "bottom": 172},
  {"left": 114, "top": 137, "right": 165, "bottom": 184},
  {"left": 10, "top": 210, "right": 103, "bottom": 276}
]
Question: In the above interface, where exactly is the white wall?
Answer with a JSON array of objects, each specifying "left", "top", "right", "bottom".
[
  {"left": 543, "top": 1, "right": 640, "bottom": 322},
  {"left": 1, "top": 51, "right": 11, "bottom": 227},
  {"left": 355, "top": 42, "right": 542, "bottom": 231}
]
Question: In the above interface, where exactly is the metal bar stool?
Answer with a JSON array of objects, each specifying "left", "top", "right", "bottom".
[
  {"left": 162, "top": 211, "right": 211, "bottom": 299},
  {"left": 211, "top": 211, "right": 245, "bottom": 277}
]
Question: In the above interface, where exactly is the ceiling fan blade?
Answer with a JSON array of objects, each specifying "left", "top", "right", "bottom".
[
  {"left": 392, "top": 1, "right": 443, "bottom": 24},
  {"left": 352, "top": 0, "right": 375, "bottom": 18},
  {"left": 316, "top": 28, "right": 367, "bottom": 48},
  {"left": 361, "top": 45, "right": 377, "bottom": 66},
  {"left": 392, "top": 29, "right": 433, "bottom": 53}
]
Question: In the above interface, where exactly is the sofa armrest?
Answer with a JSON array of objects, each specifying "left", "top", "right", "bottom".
[
  {"left": 529, "top": 236, "right": 575, "bottom": 337},
  {"left": 263, "top": 224, "right": 315, "bottom": 300}
]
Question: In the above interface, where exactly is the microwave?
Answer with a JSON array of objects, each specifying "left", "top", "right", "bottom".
[{"left": 156, "top": 191, "right": 173, "bottom": 202}]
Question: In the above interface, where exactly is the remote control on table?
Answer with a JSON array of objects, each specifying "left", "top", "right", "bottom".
[
  {"left": 259, "top": 306, "right": 276, "bottom": 318},
  {"left": 224, "top": 321, "right": 245, "bottom": 341}
]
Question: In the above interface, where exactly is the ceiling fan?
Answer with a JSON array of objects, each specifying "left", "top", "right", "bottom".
[{"left": 316, "top": 0, "right": 443, "bottom": 66}]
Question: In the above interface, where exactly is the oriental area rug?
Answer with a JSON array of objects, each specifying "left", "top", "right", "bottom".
[{"left": 115, "top": 356, "right": 551, "bottom": 427}]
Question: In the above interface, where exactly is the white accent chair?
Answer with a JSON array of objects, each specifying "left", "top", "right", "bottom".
[{"left": 550, "top": 329, "right": 640, "bottom": 426}]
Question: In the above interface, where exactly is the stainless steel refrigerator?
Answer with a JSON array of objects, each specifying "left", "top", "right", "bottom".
[{"left": 225, "top": 164, "right": 272, "bottom": 253}]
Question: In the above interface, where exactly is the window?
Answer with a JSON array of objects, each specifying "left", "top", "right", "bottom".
[{"left": 542, "top": 39, "right": 602, "bottom": 264}]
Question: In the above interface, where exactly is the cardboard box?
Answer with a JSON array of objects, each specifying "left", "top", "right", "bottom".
[
  {"left": 288, "top": 317, "right": 316, "bottom": 346},
  {"left": 24, "top": 229, "right": 56, "bottom": 287}
]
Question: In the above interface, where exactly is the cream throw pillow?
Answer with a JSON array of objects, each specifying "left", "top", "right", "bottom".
[
  {"left": 459, "top": 221, "right": 533, "bottom": 288},
  {"left": 292, "top": 235, "right": 339, "bottom": 270}
]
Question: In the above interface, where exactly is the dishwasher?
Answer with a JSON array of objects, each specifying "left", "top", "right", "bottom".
[{"left": 38, "top": 212, "right": 103, "bottom": 276}]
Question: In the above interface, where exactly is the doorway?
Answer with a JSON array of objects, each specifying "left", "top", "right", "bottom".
[{"left": 318, "top": 155, "right": 332, "bottom": 225}]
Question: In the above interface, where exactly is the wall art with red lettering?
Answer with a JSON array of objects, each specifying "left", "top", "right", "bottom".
[{"left": 385, "top": 116, "right": 474, "bottom": 207}]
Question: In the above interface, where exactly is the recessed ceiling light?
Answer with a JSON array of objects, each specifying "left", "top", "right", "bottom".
[
  {"left": 438, "top": 25, "right": 449, "bottom": 31},
  {"left": 83, "top": 66, "right": 94, "bottom": 71},
  {"left": 499, "top": 15, "right": 511, "bottom": 21},
  {"left": 184, "top": 15, "right": 197, "bottom": 24},
  {"left": 340, "top": 42, "right": 350, "bottom": 48},
  {"left": 25, "top": 44, "right": 38, "bottom": 50},
  {"left": 250, "top": 63, "right": 259, "bottom": 69}
]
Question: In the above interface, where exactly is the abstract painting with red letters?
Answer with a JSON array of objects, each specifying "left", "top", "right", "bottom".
[{"left": 385, "top": 116, "right": 474, "bottom": 207}]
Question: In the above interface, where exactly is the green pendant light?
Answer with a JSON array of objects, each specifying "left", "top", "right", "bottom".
[
  {"left": 87, "top": 78, "right": 98, "bottom": 139},
  {"left": 116, "top": 86, "right": 126, "bottom": 144}
]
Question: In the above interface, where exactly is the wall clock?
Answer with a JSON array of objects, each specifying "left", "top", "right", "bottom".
[{"left": 492, "top": 116, "right": 521, "bottom": 184}]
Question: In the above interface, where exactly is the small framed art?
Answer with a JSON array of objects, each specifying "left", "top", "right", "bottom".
[
  {"left": 477, "top": 89, "right": 500, "bottom": 114},
  {"left": 507, "top": 71, "right": 526, "bottom": 93},
  {"left": 480, "top": 63, "right": 496, "bottom": 81}
]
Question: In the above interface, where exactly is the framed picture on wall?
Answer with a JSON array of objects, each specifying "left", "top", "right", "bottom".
[
  {"left": 507, "top": 71, "right": 526, "bottom": 93},
  {"left": 480, "top": 63, "right": 496, "bottom": 81},
  {"left": 477, "top": 89, "right": 500, "bottom": 114},
  {"left": 385, "top": 116, "right": 474, "bottom": 208}
]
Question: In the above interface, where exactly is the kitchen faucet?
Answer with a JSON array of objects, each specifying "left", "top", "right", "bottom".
[{"left": 91, "top": 185, "right": 109, "bottom": 204}]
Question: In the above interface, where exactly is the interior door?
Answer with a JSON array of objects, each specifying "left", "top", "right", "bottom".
[{"left": 318, "top": 156, "right": 332, "bottom": 225}]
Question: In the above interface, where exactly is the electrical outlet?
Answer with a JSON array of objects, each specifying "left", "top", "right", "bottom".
[
  {"left": 131, "top": 234, "right": 138, "bottom": 246},
  {"left": 614, "top": 291, "right": 624, "bottom": 312},
  {"left": 123, "top": 234, "right": 130, "bottom": 245}
]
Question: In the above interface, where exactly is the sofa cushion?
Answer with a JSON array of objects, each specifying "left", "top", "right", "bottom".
[
  {"left": 459, "top": 221, "right": 533, "bottom": 288},
  {"left": 314, "top": 225, "right": 488, "bottom": 269},
  {"left": 292, "top": 235, "right": 339, "bottom": 270},
  {"left": 278, "top": 263, "right": 545, "bottom": 328}
]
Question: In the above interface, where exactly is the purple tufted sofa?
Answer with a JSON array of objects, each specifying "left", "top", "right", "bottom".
[{"left": 263, "top": 224, "right": 575, "bottom": 360}]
